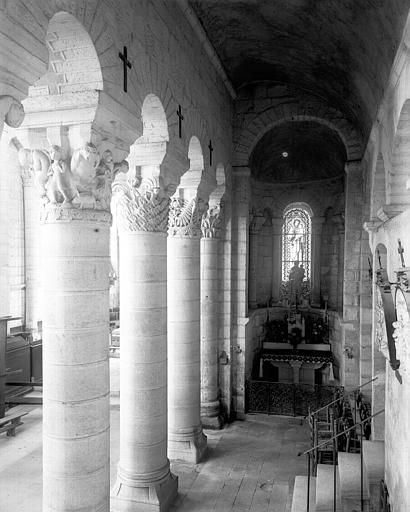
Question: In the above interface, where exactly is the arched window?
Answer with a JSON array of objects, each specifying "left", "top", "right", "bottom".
[{"left": 282, "top": 205, "right": 311, "bottom": 282}]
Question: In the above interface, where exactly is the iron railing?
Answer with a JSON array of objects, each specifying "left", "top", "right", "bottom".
[{"left": 298, "top": 409, "right": 385, "bottom": 512}]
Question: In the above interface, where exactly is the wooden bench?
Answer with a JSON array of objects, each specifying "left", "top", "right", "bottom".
[{"left": 0, "top": 406, "right": 29, "bottom": 436}]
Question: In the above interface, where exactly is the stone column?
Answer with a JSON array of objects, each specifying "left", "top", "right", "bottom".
[
  {"left": 111, "top": 177, "right": 177, "bottom": 511},
  {"left": 200, "top": 204, "right": 223, "bottom": 429},
  {"left": 231, "top": 167, "right": 251, "bottom": 418},
  {"left": 271, "top": 217, "right": 283, "bottom": 304},
  {"left": 311, "top": 216, "right": 325, "bottom": 307},
  {"left": 168, "top": 194, "right": 208, "bottom": 462},
  {"left": 248, "top": 212, "right": 265, "bottom": 309},
  {"left": 41, "top": 206, "right": 111, "bottom": 512},
  {"left": 342, "top": 161, "right": 363, "bottom": 388},
  {"left": 21, "top": 167, "right": 42, "bottom": 335}
]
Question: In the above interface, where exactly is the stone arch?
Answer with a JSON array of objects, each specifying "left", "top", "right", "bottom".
[
  {"left": 389, "top": 99, "right": 410, "bottom": 205},
  {"left": 18, "top": 10, "right": 108, "bottom": 156},
  {"left": 234, "top": 104, "right": 363, "bottom": 166},
  {"left": 127, "top": 94, "right": 170, "bottom": 184},
  {"left": 371, "top": 153, "right": 387, "bottom": 219},
  {"left": 188, "top": 135, "right": 205, "bottom": 172},
  {"left": 375, "top": 243, "right": 388, "bottom": 270},
  {"left": 283, "top": 201, "right": 314, "bottom": 218},
  {"left": 141, "top": 93, "right": 169, "bottom": 144}
]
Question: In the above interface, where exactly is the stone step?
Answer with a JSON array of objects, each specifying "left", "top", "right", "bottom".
[
  {"left": 363, "top": 441, "right": 384, "bottom": 512},
  {"left": 291, "top": 475, "right": 316, "bottom": 512},
  {"left": 338, "top": 452, "right": 370, "bottom": 512},
  {"left": 315, "top": 463, "right": 341, "bottom": 512}
]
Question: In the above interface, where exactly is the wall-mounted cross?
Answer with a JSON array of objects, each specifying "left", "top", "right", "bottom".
[
  {"left": 176, "top": 105, "right": 184, "bottom": 138},
  {"left": 208, "top": 139, "right": 213, "bottom": 166},
  {"left": 398, "top": 239, "right": 406, "bottom": 267},
  {"left": 119, "top": 46, "right": 132, "bottom": 93}
]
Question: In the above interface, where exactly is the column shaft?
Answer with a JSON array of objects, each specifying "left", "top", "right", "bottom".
[
  {"left": 168, "top": 236, "right": 207, "bottom": 462},
  {"left": 42, "top": 212, "right": 110, "bottom": 512},
  {"left": 271, "top": 218, "right": 283, "bottom": 304},
  {"left": 112, "top": 232, "right": 177, "bottom": 511},
  {"left": 311, "top": 217, "right": 324, "bottom": 307},
  {"left": 200, "top": 237, "right": 222, "bottom": 428},
  {"left": 248, "top": 231, "right": 259, "bottom": 309}
]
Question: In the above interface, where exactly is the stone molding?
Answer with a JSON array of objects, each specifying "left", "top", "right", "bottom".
[
  {"left": 0, "top": 95, "right": 25, "bottom": 128},
  {"left": 40, "top": 204, "right": 111, "bottom": 224},
  {"left": 168, "top": 196, "right": 203, "bottom": 238},
  {"left": 112, "top": 177, "right": 170, "bottom": 234},
  {"left": 201, "top": 204, "right": 223, "bottom": 238}
]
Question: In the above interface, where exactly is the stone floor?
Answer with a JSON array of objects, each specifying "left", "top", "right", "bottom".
[{"left": 0, "top": 361, "right": 310, "bottom": 511}]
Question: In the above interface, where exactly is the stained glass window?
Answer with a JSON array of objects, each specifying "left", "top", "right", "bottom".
[{"left": 282, "top": 207, "right": 311, "bottom": 282}]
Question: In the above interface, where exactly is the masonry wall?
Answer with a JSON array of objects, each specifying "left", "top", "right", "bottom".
[
  {"left": 0, "top": 0, "right": 234, "bottom": 342},
  {"left": 250, "top": 178, "right": 345, "bottom": 310},
  {"left": 370, "top": 209, "right": 410, "bottom": 511}
]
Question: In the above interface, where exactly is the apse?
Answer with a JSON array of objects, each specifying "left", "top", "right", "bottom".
[{"left": 249, "top": 120, "right": 347, "bottom": 183}]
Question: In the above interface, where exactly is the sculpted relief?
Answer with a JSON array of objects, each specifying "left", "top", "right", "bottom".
[
  {"left": 375, "top": 287, "right": 390, "bottom": 360},
  {"left": 393, "top": 289, "right": 410, "bottom": 376},
  {"left": 16, "top": 142, "right": 127, "bottom": 211}
]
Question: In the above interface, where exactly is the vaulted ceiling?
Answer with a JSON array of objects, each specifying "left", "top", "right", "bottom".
[
  {"left": 190, "top": 0, "right": 410, "bottom": 139},
  {"left": 249, "top": 121, "right": 346, "bottom": 183}
]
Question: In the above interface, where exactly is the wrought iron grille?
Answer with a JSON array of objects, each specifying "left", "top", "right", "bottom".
[{"left": 246, "top": 380, "right": 337, "bottom": 417}]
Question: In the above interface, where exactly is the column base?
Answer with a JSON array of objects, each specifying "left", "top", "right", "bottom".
[
  {"left": 168, "top": 426, "right": 207, "bottom": 463},
  {"left": 201, "top": 400, "right": 224, "bottom": 429},
  {"left": 111, "top": 467, "right": 178, "bottom": 512}
]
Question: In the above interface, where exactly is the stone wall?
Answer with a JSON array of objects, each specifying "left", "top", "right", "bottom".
[
  {"left": 369, "top": 209, "right": 410, "bottom": 511},
  {"left": 250, "top": 177, "right": 345, "bottom": 309},
  {"left": 0, "top": 0, "right": 234, "bottom": 337}
]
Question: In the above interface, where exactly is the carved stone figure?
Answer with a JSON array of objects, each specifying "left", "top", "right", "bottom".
[
  {"left": 46, "top": 145, "right": 77, "bottom": 205},
  {"left": 16, "top": 144, "right": 51, "bottom": 201},
  {"left": 71, "top": 143, "right": 100, "bottom": 207},
  {"left": 95, "top": 150, "right": 115, "bottom": 210},
  {"left": 201, "top": 204, "right": 223, "bottom": 238}
]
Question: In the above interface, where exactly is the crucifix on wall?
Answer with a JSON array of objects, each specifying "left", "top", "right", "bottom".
[
  {"left": 208, "top": 139, "right": 213, "bottom": 166},
  {"left": 119, "top": 46, "right": 132, "bottom": 93},
  {"left": 176, "top": 105, "right": 184, "bottom": 138}
]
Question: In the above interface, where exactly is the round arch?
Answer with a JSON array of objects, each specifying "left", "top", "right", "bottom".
[{"left": 234, "top": 104, "right": 363, "bottom": 166}]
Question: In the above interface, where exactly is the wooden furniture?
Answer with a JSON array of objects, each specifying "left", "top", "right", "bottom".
[
  {"left": 0, "top": 316, "right": 21, "bottom": 418},
  {"left": 0, "top": 405, "right": 28, "bottom": 436}
]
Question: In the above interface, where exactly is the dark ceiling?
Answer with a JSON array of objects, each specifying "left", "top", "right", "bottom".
[
  {"left": 249, "top": 121, "right": 346, "bottom": 183},
  {"left": 189, "top": 0, "right": 410, "bottom": 138}
]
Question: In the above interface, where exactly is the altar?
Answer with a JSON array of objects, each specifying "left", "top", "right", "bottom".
[{"left": 258, "top": 307, "right": 334, "bottom": 385}]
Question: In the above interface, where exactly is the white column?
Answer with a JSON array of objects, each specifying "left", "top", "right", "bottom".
[
  {"left": 200, "top": 205, "right": 223, "bottom": 429},
  {"left": 111, "top": 178, "right": 177, "bottom": 511},
  {"left": 42, "top": 207, "right": 111, "bottom": 512},
  {"left": 22, "top": 168, "right": 42, "bottom": 334},
  {"left": 311, "top": 216, "right": 325, "bottom": 307},
  {"left": 168, "top": 195, "right": 207, "bottom": 462}
]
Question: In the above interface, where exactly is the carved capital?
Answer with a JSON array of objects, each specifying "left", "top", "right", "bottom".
[
  {"left": 168, "top": 196, "right": 206, "bottom": 238},
  {"left": 201, "top": 204, "right": 223, "bottom": 238},
  {"left": 112, "top": 176, "right": 170, "bottom": 233}
]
